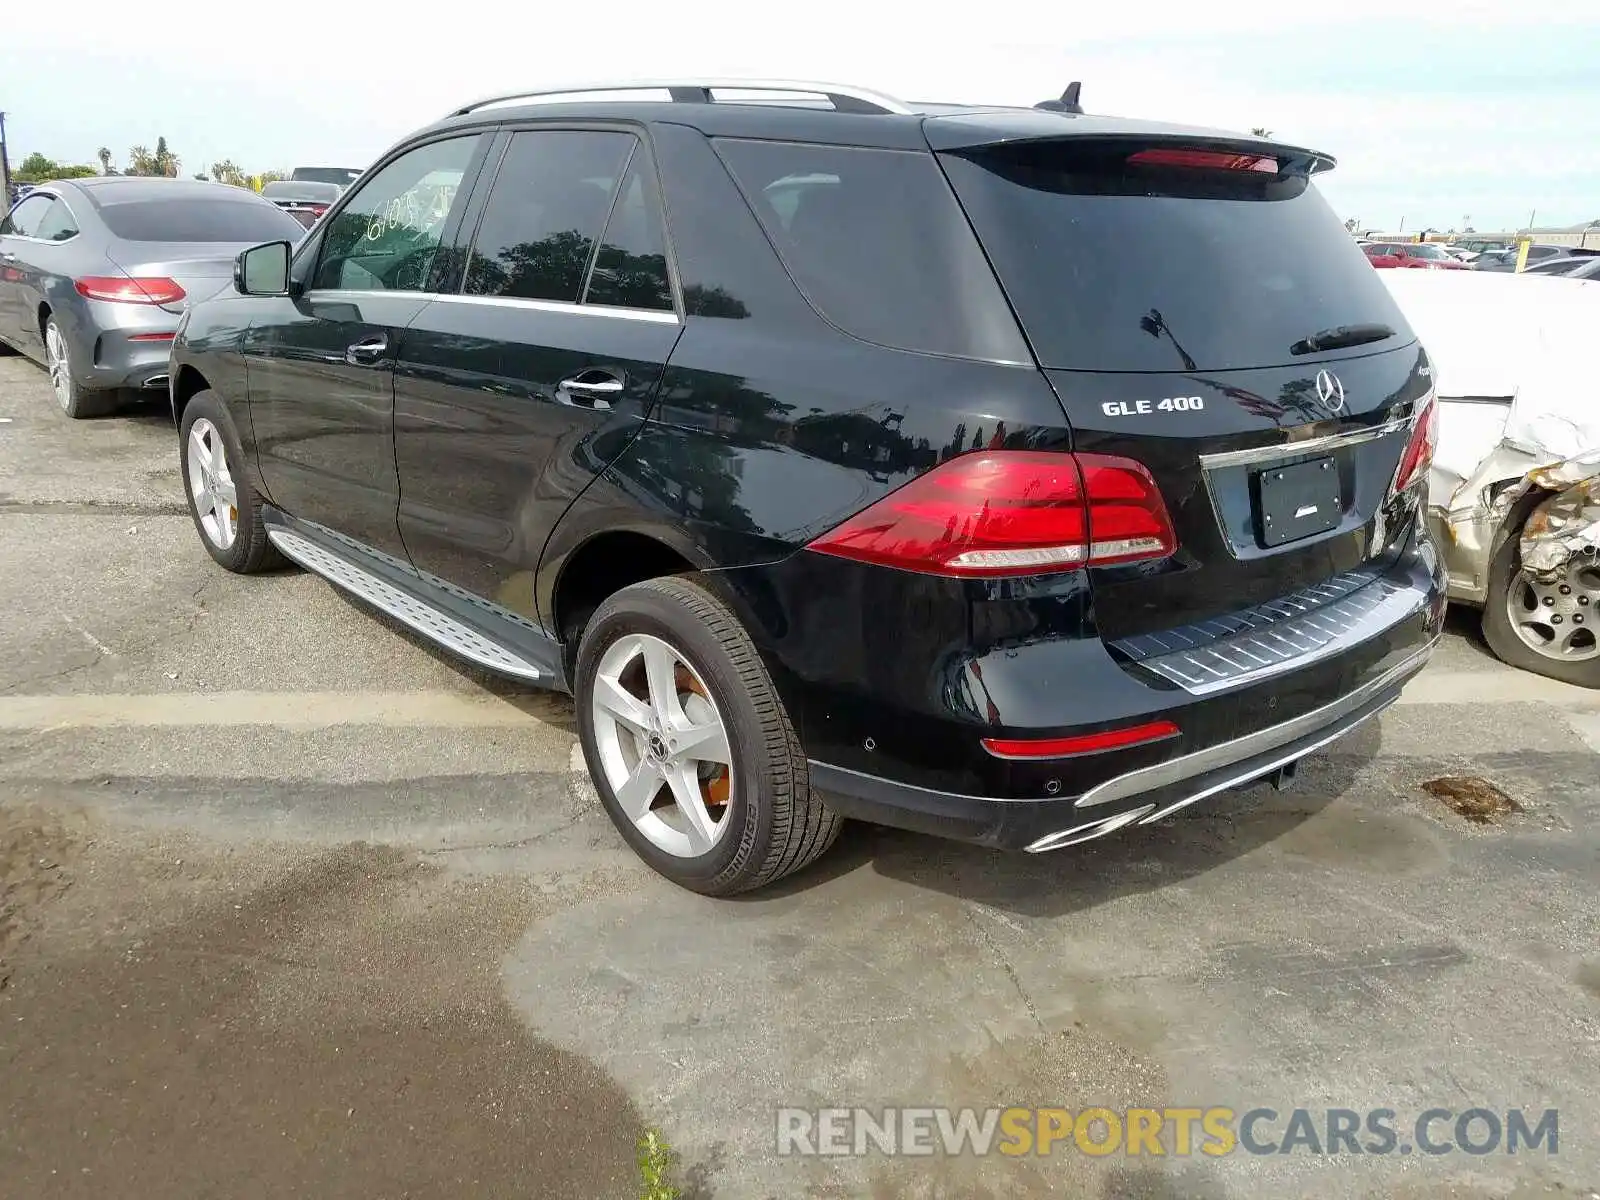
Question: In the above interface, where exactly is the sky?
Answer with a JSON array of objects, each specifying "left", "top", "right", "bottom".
[{"left": 4, "top": 0, "right": 1598, "bottom": 233}]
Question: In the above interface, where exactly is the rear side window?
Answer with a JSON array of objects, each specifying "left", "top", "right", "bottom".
[
  {"left": 1, "top": 193, "right": 55, "bottom": 237},
  {"left": 465, "top": 131, "right": 632, "bottom": 303},
  {"left": 33, "top": 199, "right": 79, "bottom": 242},
  {"left": 940, "top": 141, "right": 1412, "bottom": 372},
  {"left": 716, "top": 139, "right": 1029, "bottom": 363},
  {"left": 583, "top": 150, "right": 674, "bottom": 312},
  {"left": 99, "top": 199, "right": 304, "bottom": 242}
]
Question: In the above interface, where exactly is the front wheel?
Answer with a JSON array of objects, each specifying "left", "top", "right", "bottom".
[
  {"left": 178, "top": 390, "right": 282, "bottom": 574},
  {"left": 1481, "top": 523, "right": 1600, "bottom": 688},
  {"left": 575, "top": 576, "right": 842, "bottom": 895}
]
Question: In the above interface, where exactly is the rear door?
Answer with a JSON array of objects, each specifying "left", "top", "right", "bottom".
[
  {"left": 936, "top": 135, "right": 1431, "bottom": 640},
  {"left": 392, "top": 127, "right": 681, "bottom": 626}
]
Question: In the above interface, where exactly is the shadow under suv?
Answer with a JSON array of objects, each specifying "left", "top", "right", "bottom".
[{"left": 169, "top": 79, "right": 1446, "bottom": 894}]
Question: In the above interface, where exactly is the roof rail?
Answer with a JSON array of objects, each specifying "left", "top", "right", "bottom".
[{"left": 448, "top": 79, "right": 915, "bottom": 118}]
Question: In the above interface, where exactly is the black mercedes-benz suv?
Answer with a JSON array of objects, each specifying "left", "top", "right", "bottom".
[{"left": 169, "top": 79, "right": 1445, "bottom": 894}]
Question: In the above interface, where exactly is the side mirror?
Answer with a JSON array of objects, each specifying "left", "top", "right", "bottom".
[{"left": 235, "top": 240, "right": 292, "bottom": 296}]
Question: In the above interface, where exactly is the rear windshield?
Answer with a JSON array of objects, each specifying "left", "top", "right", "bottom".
[
  {"left": 939, "top": 141, "right": 1412, "bottom": 372},
  {"left": 292, "top": 167, "right": 361, "bottom": 186},
  {"left": 98, "top": 199, "right": 305, "bottom": 242}
]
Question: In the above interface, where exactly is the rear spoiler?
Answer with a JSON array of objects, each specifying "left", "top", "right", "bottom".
[{"left": 925, "top": 119, "right": 1336, "bottom": 176}]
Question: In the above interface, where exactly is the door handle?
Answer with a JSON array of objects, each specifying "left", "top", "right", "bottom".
[
  {"left": 344, "top": 334, "right": 389, "bottom": 366},
  {"left": 558, "top": 371, "right": 624, "bottom": 408}
]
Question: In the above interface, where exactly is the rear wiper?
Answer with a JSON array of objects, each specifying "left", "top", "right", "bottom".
[{"left": 1290, "top": 323, "right": 1396, "bottom": 355}]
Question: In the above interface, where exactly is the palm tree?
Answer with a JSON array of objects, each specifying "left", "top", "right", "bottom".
[
  {"left": 96, "top": 146, "right": 115, "bottom": 175},
  {"left": 126, "top": 145, "right": 155, "bottom": 176},
  {"left": 1250, "top": 126, "right": 1272, "bottom": 137},
  {"left": 209, "top": 159, "right": 246, "bottom": 187}
]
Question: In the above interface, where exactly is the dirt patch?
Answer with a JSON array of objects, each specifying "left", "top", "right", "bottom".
[
  {"left": 0, "top": 818, "right": 644, "bottom": 1199},
  {"left": 1422, "top": 776, "right": 1523, "bottom": 824},
  {"left": 0, "top": 806, "right": 83, "bottom": 992},
  {"left": 1577, "top": 962, "right": 1600, "bottom": 1002}
]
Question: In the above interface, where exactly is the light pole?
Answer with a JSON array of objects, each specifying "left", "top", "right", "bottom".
[{"left": 0, "top": 111, "right": 12, "bottom": 206}]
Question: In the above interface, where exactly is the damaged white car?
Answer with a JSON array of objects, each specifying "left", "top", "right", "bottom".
[{"left": 1380, "top": 270, "right": 1600, "bottom": 687}]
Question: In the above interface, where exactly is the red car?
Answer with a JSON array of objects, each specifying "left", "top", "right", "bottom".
[{"left": 1363, "top": 241, "right": 1469, "bottom": 270}]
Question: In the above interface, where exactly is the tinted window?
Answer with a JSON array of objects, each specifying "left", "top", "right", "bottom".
[
  {"left": 33, "top": 199, "right": 79, "bottom": 242},
  {"left": 313, "top": 137, "right": 478, "bottom": 291},
  {"left": 292, "top": 167, "right": 362, "bottom": 186},
  {"left": 1408, "top": 243, "right": 1450, "bottom": 259},
  {"left": 465, "top": 131, "right": 631, "bottom": 303},
  {"left": 717, "top": 139, "right": 1029, "bottom": 362},
  {"left": 939, "top": 141, "right": 1411, "bottom": 371},
  {"left": 98, "top": 199, "right": 303, "bottom": 242},
  {"left": 584, "top": 150, "right": 674, "bottom": 311},
  {"left": 1525, "top": 246, "right": 1559, "bottom": 261},
  {"left": 1, "top": 193, "right": 54, "bottom": 237}
]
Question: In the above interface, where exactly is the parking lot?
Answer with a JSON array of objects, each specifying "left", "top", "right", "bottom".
[{"left": 1, "top": 352, "right": 1597, "bottom": 1197}]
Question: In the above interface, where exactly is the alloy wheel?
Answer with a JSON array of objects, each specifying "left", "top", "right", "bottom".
[
  {"left": 1506, "top": 552, "right": 1600, "bottom": 662},
  {"left": 186, "top": 418, "right": 239, "bottom": 550},
  {"left": 590, "top": 632, "right": 734, "bottom": 858},
  {"left": 44, "top": 323, "right": 72, "bottom": 412}
]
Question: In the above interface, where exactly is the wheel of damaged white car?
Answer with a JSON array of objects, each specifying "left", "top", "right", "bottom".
[
  {"left": 1482, "top": 527, "right": 1600, "bottom": 689},
  {"left": 575, "top": 576, "right": 842, "bottom": 895},
  {"left": 178, "top": 390, "right": 282, "bottom": 575}
]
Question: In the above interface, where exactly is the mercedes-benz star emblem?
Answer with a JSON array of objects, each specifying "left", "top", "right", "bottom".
[{"left": 1314, "top": 369, "right": 1346, "bottom": 414}]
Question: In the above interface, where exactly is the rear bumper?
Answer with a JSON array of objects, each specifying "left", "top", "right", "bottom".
[
  {"left": 64, "top": 299, "right": 179, "bottom": 390},
  {"left": 808, "top": 636, "right": 1432, "bottom": 850},
  {"left": 710, "top": 526, "right": 1446, "bottom": 850}
]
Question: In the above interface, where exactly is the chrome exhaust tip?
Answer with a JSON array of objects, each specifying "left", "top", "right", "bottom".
[{"left": 1024, "top": 804, "right": 1155, "bottom": 853}]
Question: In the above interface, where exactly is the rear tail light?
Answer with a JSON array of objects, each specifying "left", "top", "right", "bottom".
[
  {"left": 806, "top": 451, "right": 1177, "bottom": 577},
  {"left": 1127, "top": 148, "right": 1279, "bottom": 173},
  {"left": 75, "top": 276, "right": 187, "bottom": 306},
  {"left": 982, "top": 719, "right": 1180, "bottom": 760},
  {"left": 1392, "top": 391, "right": 1438, "bottom": 495}
]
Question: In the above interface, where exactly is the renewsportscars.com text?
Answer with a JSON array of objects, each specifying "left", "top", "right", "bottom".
[{"left": 776, "top": 1106, "right": 1559, "bottom": 1158}]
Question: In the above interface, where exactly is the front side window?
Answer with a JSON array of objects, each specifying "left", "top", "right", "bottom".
[
  {"left": 312, "top": 137, "right": 478, "bottom": 292},
  {"left": 31, "top": 199, "right": 78, "bottom": 242},
  {"left": 464, "top": 130, "right": 632, "bottom": 303},
  {"left": 0, "top": 193, "right": 54, "bottom": 237},
  {"left": 584, "top": 150, "right": 674, "bottom": 312}
]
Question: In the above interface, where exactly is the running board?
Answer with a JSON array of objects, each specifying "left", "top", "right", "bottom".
[{"left": 266, "top": 528, "right": 547, "bottom": 682}]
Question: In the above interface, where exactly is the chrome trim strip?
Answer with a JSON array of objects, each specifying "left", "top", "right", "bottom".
[
  {"left": 1116, "top": 573, "right": 1429, "bottom": 697},
  {"left": 266, "top": 529, "right": 545, "bottom": 682},
  {"left": 304, "top": 288, "right": 679, "bottom": 325},
  {"left": 1074, "top": 638, "right": 1435, "bottom": 809},
  {"left": 1197, "top": 416, "right": 1409, "bottom": 471},
  {"left": 1025, "top": 805, "right": 1155, "bottom": 853},
  {"left": 1135, "top": 692, "right": 1394, "bottom": 825},
  {"left": 452, "top": 79, "right": 914, "bottom": 117}
]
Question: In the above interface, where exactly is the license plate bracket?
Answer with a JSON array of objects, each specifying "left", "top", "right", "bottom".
[{"left": 1256, "top": 457, "right": 1341, "bottom": 547}]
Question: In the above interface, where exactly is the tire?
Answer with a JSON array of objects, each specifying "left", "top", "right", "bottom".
[
  {"left": 43, "top": 317, "right": 117, "bottom": 419},
  {"left": 178, "top": 389, "right": 282, "bottom": 574},
  {"left": 575, "top": 576, "right": 842, "bottom": 895},
  {"left": 1481, "top": 513, "right": 1600, "bottom": 688}
]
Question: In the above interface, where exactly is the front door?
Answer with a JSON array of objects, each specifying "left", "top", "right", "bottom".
[
  {"left": 245, "top": 134, "right": 489, "bottom": 562},
  {"left": 393, "top": 129, "right": 682, "bottom": 627},
  {"left": 0, "top": 192, "right": 58, "bottom": 348}
]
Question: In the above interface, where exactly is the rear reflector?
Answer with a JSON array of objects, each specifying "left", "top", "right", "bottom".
[
  {"left": 982, "top": 720, "right": 1180, "bottom": 760},
  {"left": 127, "top": 331, "right": 176, "bottom": 342},
  {"left": 75, "top": 276, "right": 187, "bottom": 306},
  {"left": 1128, "top": 148, "right": 1279, "bottom": 173},
  {"left": 806, "top": 451, "right": 1176, "bottom": 577},
  {"left": 1392, "top": 391, "right": 1438, "bottom": 494}
]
